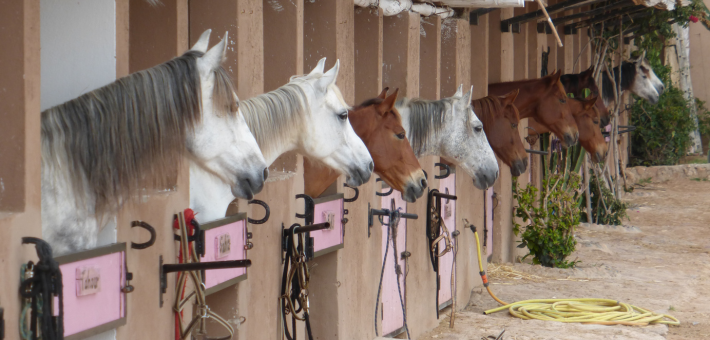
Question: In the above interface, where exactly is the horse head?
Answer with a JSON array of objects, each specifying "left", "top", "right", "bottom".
[
  {"left": 537, "top": 70, "right": 579, "bottom": 147},
  {"left": 187, "top": 30, "right": 268, "bottom": 201},
  {"left": 440, "top": 85, "right": 499, "bottom": 190},
  {"left": 571, "top": 95, "right": 607, "bottom": 163},
  {"left": 297, "top": 58, "right": 374, "bottom": 187},
  {"left": 630, "top": 51, "right": 664, "bottom": 104},
  {"left": 349, "top": 88, "right": 427, "bottom": 202},
  {"left": 473, "top": 90, "right": 528, "bottom": 177}
]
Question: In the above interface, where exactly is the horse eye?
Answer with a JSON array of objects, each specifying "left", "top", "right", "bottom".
[
  {"left": 474, "top": 126, "right": 483, "bottom": 133},
  {"left": 559, "top": 98, "right": 566, "bottom": 103},
  {"left": 511, "top": 123, "right": 518, "bottom": 129},
  {"left": 594, "top": 120, "right": 599, "bottom": 124},
  {"left": 337, "top": 111, "right": 348, "bottom": 121},
  {"left": 396, "top": 132, "right": 406, "bottom": 140}
]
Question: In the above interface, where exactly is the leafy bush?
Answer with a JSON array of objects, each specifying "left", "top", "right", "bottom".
[
  {"left": 580, "top": 172, "right": 629, "bottom": 225},
  {"left": 512, "top": 173, "right": 581, "bottom": 268},
  {"left": 629, "top": 85, "right": 696, "bottom": 166}
]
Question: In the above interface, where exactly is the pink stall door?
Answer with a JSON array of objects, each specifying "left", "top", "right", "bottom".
[
  {"left": 200, "top": 212, "right": 248, "bottom": 295},
  {"left": 54, "top": 243, "right": 127, "bottom": 340},
  {"left": 437, "top": 173, "right": 457, "bottom": 310},
  {"left": 381, "top": 187, "right": 408, "bottom": 337},
  {"left": 311, "top": 193, "right": 345, "bottom": 258},
  {"left": 486, "top": 188, "right": 494, "bottom": 258}
]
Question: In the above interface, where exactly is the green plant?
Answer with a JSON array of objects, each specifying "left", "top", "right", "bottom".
[
  {"left": 580, "top": 172, "right": 629, "bottom": 225},
  {"left": 638, "top": 177, "right": 652, "bottom": 185},
  {"left": 629, "top": 86, "right": 697, "bottom": 166},
  {"left": 512, "top": 173, "right": 582, "bottom": 268}
]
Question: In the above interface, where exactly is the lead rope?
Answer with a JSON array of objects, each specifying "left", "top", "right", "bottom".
[
  {"left": 280, "top": 225, "right": 314, "bottom": 340},
  {"left": 374, "top": 209, "right": 410, "bottom": 339},
  {"left": 429, "top": 206, "right": 458, "bottom": 326},
  {"left": 20, "top": 237, "right": 63, "bottom": 340},
  {"left": 173, "top": 211, "right": 235, "bottom": 340}
]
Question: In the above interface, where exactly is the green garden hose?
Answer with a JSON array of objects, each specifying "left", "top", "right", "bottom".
[{"left": 466, "top": 221, "right": 680, "bottom": 327}]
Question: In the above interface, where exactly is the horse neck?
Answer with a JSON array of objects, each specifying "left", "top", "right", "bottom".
[
  {"left": 490, "top": 79, "right": 548, "bottom": 118},
  {"left": 601, "top": 63, "right": 633, "bottom": 106}
]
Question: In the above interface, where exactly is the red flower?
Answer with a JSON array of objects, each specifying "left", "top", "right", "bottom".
[{"left": 690, "top": 15, "right": 699, "bottom": 23}]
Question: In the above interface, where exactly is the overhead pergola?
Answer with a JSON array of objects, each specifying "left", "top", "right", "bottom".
[{"left": 467, "top": 0, "right": 682, "bottom": 37}]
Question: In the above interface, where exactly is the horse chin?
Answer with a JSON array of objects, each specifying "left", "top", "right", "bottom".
[
  {"left": 401, "top": 180, "right": 426, "bottom": 203},
  {"left": 231, "top": 186, "right": 254, "bottom": 200},
  {"left": 510, "top": 158, "right": 528, "bottom": 177}
]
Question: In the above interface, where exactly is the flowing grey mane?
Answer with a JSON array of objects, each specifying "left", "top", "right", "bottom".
[
  {"left": 397, "top": 97, "right": 461, "bottom": 155},
  {"left": 41, "top": 50, "right": 238, "bottom": 215},
  {"left": 240, "top": 83, "right": 309, "bottom": 157}
]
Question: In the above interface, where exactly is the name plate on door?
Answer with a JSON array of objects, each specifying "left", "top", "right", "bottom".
[
  {"left": 76, "top": 266, "right": 101, "bottom": 296},
  {"left": 311, "top": 193, "right": 345, "bottom": 258},
  {"left": 54, "top": 243, "right": 127, "bottom": 340},
  {"left": 200, "top": 212, "right": 248, "bottom": 295},
  {"left": 215, "top": 233, "right": 232, "bottom": 259}
]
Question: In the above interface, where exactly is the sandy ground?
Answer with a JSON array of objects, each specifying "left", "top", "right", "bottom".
[{"left": 418, "top": 178, "right": 710, "bottom": 340}]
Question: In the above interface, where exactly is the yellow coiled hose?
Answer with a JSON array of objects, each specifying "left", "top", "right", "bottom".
[{"left": 467, "top": 222, "right": 679, "bottom": 326}]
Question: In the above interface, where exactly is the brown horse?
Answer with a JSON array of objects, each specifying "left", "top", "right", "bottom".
[
  {"left": 488, "top": 70, "right": 579, "bottom": 147},
  {"left": 303, "top": 88, "right": 427, "bottom": 202},
  {"left": 472, "top": 90, "right": 528, "bottom": 177},
  {"left": 528, "top": 95, "right": 608, "bottom": 163},
  {"left": 560, "top": 66, "right": 611, "bottom": 126}
]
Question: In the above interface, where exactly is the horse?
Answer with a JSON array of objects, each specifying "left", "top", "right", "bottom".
[
  {"left": 395, "top": 85, "right": 499, "bottom": 190},
  {"left": 560, "top": 66, "right": 611, "bottom": 126},
  {"left": 601, "top": 51, "right": 664, "bottom": 107},
  {"left": 41, "top": 30, "right": 268, "bottom": 255},
  {"left": 303, "top": 88, "right": 427, "bottom": 202},
  {"left": 472, "top": 90, "right": 528, "bottom": 177},
  {"left": 488, "top": 70, "right": 579, "bottom": 148},
  {"left": 190, "top": 58, "right": 374, "bottom": 222},
  {"left": 528, "top": 95, "right": 608, "bottom": 163}
]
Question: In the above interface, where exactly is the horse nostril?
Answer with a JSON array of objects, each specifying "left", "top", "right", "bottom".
[
  {"left": 368, "top": 161, "right": 374, "bottom": 172},
  {"left": 421, "top": 178, "right": 428, "bottom": 189},
  {"left": 263, "top": 168, "right": 269, "bottom": 181}
]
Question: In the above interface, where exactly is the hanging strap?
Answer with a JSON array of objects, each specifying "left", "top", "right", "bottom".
[
  {"left": 20, "top": 237, "right": 64, "bottom": 340},
  {"left": 280, "top": 225, "right": 313, "bottom": 340},
  {"left": 173, "top": 211, "right": 236, "bottom": 340}
]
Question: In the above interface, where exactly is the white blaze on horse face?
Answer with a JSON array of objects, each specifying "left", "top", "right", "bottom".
[
  {"left": 301, "top": 59, "right": 373, "bottom": 187},
  {"left": 439, "top": 86, "right": 499, "bottom": 190},
  {"left": 631, "top": 58, "right": 662, "bottom": 104},
  {"left": 188, "top": 32, "right": 267, "bottom": 201}
]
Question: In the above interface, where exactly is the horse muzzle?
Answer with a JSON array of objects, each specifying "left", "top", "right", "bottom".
[
  {"left": 345, "top": 161, "right": 374, "bottom": 187},
  {"left": 401, "top": 174, "right": 428, "bottom": 203},
  {"left": 232, "top": 167, "right": 268, "bottom": 200},
  {"left": 510, "top": 157, "right": 528, "bottom": 177}
]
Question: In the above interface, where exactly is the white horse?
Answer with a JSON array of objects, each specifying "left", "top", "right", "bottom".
[
  {"left": 41, "top": 30, "right": 267, "bottom": 255},
  {"left": 396, "top": 85, "right": 499, "bottom": 190},
  {"left": 601, "top": 51, "right": 665, "bottom": 107},
  {"left": 191, "top": 58, "right": 374, "bottom": 222}
]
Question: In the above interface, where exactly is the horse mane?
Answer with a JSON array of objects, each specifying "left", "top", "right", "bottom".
[
  {"left": 601, "top": 62, "right": 636, "bottom": 102},
  {"left": 240, "top": 82, "right": 309, "bottom": 158},
  {"left": 41, "top": 50, "right": 238, "bottom": 216},
  {"left": 397, "top": 96, "right": 458, "bottom": 155},
  {"left": 356, "top": 97, "right": 383, "bottom": 109},
  {"left": 471, "top": 96, "right": 505, "bottom": 128}
]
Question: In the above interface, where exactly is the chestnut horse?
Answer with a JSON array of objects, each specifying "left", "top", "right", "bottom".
[
  {"left": 304, "top": 88, "right": 427, "bottom": 202},
  {"left": 561, "top": 66, "right": 611, "bottom": 126},
  {"left": 488, "top": 70, "right": 579, "bottom": 147},
  {"left": 472, "top": 90, "right": 528, "bottom": 177},
  {"left": 528, "top": 95, "right": 608, "bottom": 163}
]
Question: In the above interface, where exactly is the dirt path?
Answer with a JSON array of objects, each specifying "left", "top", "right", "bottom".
[{"left": 418, "top": 178, "right": 710, "bottom": 340}]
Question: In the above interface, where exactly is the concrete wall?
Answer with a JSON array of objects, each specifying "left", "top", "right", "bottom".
[{"left": 0, "top": 3, "right": 42, "bottom": 340}]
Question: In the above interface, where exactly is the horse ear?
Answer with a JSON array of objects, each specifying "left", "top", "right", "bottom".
[
  {"left": 378, "top": 88, "right": 399, "bottom": 114},
  {"left": 454, "top": 84, "right": 463, "bottom": 97},
  {"left": 580, "top": 66, "right": 594, "bottom": 79},
  {"left": 637, "top": 50, "right": 646, "bottom": 63},
  {"left": 457, "top": 86, "right": 474, "bottom": 111},
  {"left": 198, "top": 32, "right": 228, "bottom": 73},
  {"left": 583, "top": 94, "right": 598, "bottom": 110},
  {"left": 315, "top": 59, "right": 339, "bottom": 92},
  {"left": 309, "top": 58, "right": 327, "bottom": 76},
  {"left": 500, "top": 89, "right": 519, "bottom": 107},
  {"left": 190, "top": 29, "right": 211, "bottom": 53},
  {"left": 378, "top": 87, "right": 390, "bottom": 99}
]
